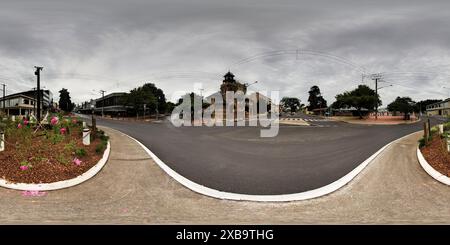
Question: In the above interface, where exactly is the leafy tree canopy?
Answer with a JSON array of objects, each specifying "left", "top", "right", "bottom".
[
  {"left": 280, "top": 97, "right": 303, "bottom": 113},
  {"left": 58, "top": 88, "right": 74, "bottom": 112},
  {"left": 387, "top": 96, "right": 416, "bottom": 119},
  {"left": 332, "top": 85, "right": 381, "bottom": 118},
  {"left": 122, "top": 83, "right": 167, "bottom": 115},
  {"left": 307, "top": 85, "right": 327, "bottom": 110}
]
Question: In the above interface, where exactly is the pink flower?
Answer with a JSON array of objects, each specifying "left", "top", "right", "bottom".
[
  {"left": 23, "top": 120, "right": 29, "bottom": 126},
  {"left": 20, "top": 165, "right": 28, "bottom": 171},
  {"left": 60, "top": 127, "right": 67, "bottom": 134},
  {"left": 50, "top": 116, "right": 59, "bottom": 125},
  {"left": 72, "top": 119, "right": 77, "bottom": 124},
  {"left": 17, "top": 123, "right": 22, "bottom": 129},
  {"left": 73, "top": 158, "right": 82, "bottom": 166}
]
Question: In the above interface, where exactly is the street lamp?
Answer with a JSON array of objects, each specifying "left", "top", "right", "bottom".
[
  {"left": 143, "top": 104, "right": 146, "bottom": 120},
  {"left": 90, "top": 104, "right": 96, "bottom": 134},
  {"left": 443, "top": 86, "right": 450, "bottom": 98},
  {"left": 244, "top": 81, "right": 258, "bottom": 88}
]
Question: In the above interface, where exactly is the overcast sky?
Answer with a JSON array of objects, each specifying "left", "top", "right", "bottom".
[{"left": 1, "top": 0, "right": 450, "bottom": 105}]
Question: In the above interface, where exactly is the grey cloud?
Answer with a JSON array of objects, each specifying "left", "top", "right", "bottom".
[{"left": 0, "top": 0, "right": 449, "bottom": 104}]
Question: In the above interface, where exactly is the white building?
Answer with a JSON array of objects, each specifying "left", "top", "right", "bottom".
[{"left": 426, "top": 98, "right": 450, "bottom": 116}]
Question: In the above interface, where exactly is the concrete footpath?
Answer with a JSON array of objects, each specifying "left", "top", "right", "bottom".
[{"left": 0, "top": 127, "right": 449, "bottom": 224}]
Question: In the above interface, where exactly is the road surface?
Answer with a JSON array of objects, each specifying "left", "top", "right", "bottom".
[{"left": 84, "top": 114, "right": 443, "bottom": 195}]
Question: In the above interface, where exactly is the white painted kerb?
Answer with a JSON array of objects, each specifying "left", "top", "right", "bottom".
[
  {"left": 417, "top": 147, "right": 450, "bottom": 186},
  {"left": 113, "top": 127, "right": 421, "bottom": 202},
  {"left": 0, "top": 141, "right": 110, "bottom": 191}
]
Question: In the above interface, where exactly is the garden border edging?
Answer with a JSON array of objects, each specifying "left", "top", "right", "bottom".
[{"left": 417, "top": 147, "right": 450, "bottom": 186}]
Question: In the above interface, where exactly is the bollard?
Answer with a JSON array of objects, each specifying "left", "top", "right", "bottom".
[
  {"left": 82, "top": 121, "right": 87, "bottom": 128},
  {"left": 11, "top": 115, "right": 15, "bottom": 122},
  {"left": 83, "top": 128, "right": 91, "bottom": 146},
  {"left": 428, "top": 118, "right": 431, "bottom": 136},
  {"left": 447, "top": 135, "right": 450, "bottom": 153},
  {"left": 0, "top": 131, "right": 4, "bottom": 152},
  {"left": 423, "top": 122, "right": 429, "bottom": 144}
]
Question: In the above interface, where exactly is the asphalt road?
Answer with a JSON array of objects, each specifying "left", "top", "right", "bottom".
[{"left": 86, "top": 114, "right": 444, "bottom": 195}]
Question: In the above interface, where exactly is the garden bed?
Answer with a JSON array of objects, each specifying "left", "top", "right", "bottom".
[
  {"left": 419, "top": 123, "right": 450, "bottom": 178},
  {"left": 0, "top": 115, "right": 109, "bottom": 184},
  {"left": 420, "top": 136, "right": 450, "bottom": 177}
]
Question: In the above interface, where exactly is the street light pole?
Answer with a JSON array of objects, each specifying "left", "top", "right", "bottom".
[
  {"left": 443, "top": 86, "right": 450, "bottom": 98},
  {"left": 100, "top": 90, "right": 106, "bottom": 118},
  {"left": 244, "top": 81, "right": 258, "bottom": 89},
  {"left": 156, "top": 101, "right": 159, "bottom": 121},
  {"left": 143, "top": 104, "right": 146, "bottom": 120},
  {"left": 34, "top": 66, "right": 43, "bottom": 122},
  {"left": 1, "top": 83, "right": 5, "bottom": 114}
]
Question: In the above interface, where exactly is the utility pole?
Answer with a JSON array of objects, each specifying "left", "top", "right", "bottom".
[
  {"left": 155, "top": 101, "right": 159, "bottom": 120},
  {"left": 100, "top": 90, "right": 106, "bottom": 117},
  {"left": 143, "top": 104, "right": 146, "bottom": 120},
  {"left": 34, "top": 66, "right": 43, "bottom": 122},
  {"left": 371, "top": 73, "right": 382, "bottom": 120},
  {"left": 1, "top": 83, "right": 5, "bottom": 113}
]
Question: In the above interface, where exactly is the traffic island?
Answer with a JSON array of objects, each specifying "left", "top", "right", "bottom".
[
  {"left": 331, "top": 116, "right": 420, "bottom": 125},
  {"left": 417, "top": 123, "right": 450, "bottom": 185},
  {"left": 0, "top": 114, "right": 110, "bottom": 190}
]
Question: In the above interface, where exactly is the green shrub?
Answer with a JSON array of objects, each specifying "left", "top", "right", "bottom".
[
  {"left": 95, "top": 141, "right": 107, "bottom": 154},
  {"left": 50, "top": 134, "right": 64, "bottom": 144},
  {"left": 64, "top": 141, "right": 76, "bottom": 152},
  {"left": 418, "top": 137, "right": 426, "bottom": 148},
  {"left": 56, "top": 154, "right": 68, "bottom": 164},
  {"left": 444, "top": 122, "right": 450, "bottom": 131},
  {"left": 75, "top": 148, "right": 87, "bottom": 157},
  {"left": 442, "top": 131, "right": 449, "bottom": 139},
  {"left": 99, "top": 134, "right": 109, "bottom": 142},
  {"left": 430, "top": 126, "right": 438, "bottom": 136},
  {"left": 418, "top": 135, "right": 434, "bottom": 148}
]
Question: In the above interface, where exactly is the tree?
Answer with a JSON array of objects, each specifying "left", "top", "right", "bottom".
[
  {"left": 58, "top": 88, "right": 74, "bottom": 112},
  {"left": 280, "top": 97, "right": 302, "bottom": 113},
  {"left": 307, "top": 85, "right": 327, "bottom": 110},
  {"left": 176, "top": 92, "right": 210, "bottom": 119},
  {"left": 220, "top": 81, "right": 247, "bottom": 102},
  {"left": 387, "top": 97, "right": 416, "bottom": 119},
  {"left": 166, "top": 102, "right": 176, "bottom": 113},
  {"left": 332, "top": 85, "right": 381, "bottom": 119},
  {"left": 176, "top": 92, "right": 210, "bottom": 109},
  {"left": 122, "top": 83, "right": 167, "bottom": 116}
]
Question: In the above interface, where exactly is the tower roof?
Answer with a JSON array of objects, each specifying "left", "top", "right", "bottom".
[
  {"left": 224, "top": 71, "right": 234, "bottom": 78},
  {"left": 223, "top": 71, "right": 236, "bottom": 83}
]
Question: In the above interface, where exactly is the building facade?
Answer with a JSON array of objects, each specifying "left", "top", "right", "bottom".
[
  {"left": 79, "top": 93, "right": 128, "bottom": 117},
  {"left": 0, "top": 94, "right": 38, "bottom": 116},
  {"left": 426, "top": 98, "right": 450, "bottom": 116},
  {"left": 0, "top": 89, "right": 53, "bottom": 116},
  {"left": 94, "top": 92, "right": 128, "bottom": 116}
]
